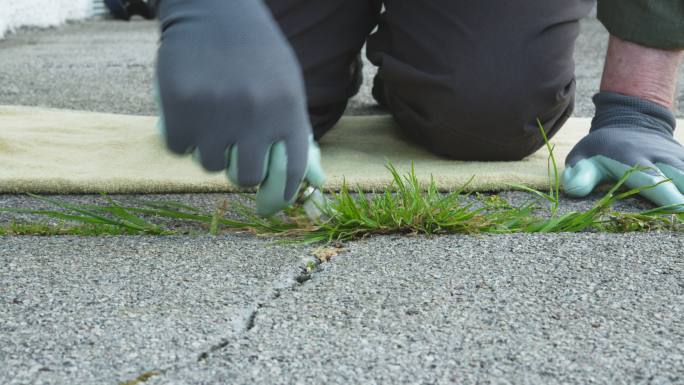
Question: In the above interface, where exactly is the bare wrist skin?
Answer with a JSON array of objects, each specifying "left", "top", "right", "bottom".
[{"left": 600, "top": 35, "right": 683, "bottom": 109}]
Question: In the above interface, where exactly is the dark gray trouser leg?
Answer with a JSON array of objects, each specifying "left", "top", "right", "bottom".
[
  {"left": 367, "top": 0, "right": 595, "bottom": 161},
  {"left": 264, "top": 0, "right": 381, "bottom": 139}
]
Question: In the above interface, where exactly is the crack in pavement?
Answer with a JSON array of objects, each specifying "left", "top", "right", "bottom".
[
  {"left": 107, "top": 252, "right": 332, "bottom": 384},
  {"left": 195, "top": 255, "right": 326, "bottom": 364},
  {"left": 98, "top": 250, "right": 330, "bottom": 385}
]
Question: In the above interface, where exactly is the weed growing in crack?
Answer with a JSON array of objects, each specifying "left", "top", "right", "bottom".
[
  {"left": 506, "top": 119, "right": 562, "bottom": 215},
  {"left": 2, "top": 121, "right": 683, "bottom": 241},
  {"left": 305, "top": 260, "right": 318, "bottom": 272}
]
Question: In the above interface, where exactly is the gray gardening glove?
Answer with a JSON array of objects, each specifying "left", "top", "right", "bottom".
[
  {"left": 563, "top": 92, "right": 684, "bottom": 210},
  {"left": 156, "top": 0, "right": 325, "bottom": 216}
]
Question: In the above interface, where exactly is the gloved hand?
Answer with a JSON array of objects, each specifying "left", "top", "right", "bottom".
[
  {"left": 563, "top": 92, "right": 684, "bottom": 210},
  {"left": 155, "top": 0, "right": 325, "bottom": 216}
]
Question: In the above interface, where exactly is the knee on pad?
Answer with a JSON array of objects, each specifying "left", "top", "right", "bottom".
[{"left": 381, "top": 77, "right": 574, "bottom": 161}]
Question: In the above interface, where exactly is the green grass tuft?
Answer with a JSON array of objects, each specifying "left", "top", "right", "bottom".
[
  {"left": 0, "top": 221, "right": 134, "bottom": 236},
  {"left": 2, "top": 163, "right": 682, "bottom": 241},
  {"left": 2, "top": 121, "right": 683, "bottom": 241}
]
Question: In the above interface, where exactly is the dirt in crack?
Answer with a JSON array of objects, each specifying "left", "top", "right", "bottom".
[
  {"left": 245, "top": 304, "right": 260, "bottom": 331},
  {"left": 197, "top": 340, "right": 229, "bottom": 362},
  {"left": 295, "top": 269, "right": 313, "bottom": 284}
]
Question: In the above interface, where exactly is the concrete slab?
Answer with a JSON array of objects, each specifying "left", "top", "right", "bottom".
[
  {"left": 151, "top": 234, "right": 684, "bottom": 385},
  {"left": 0, "top": 236, "right": 311, "bottom": 385},
  {"left": 1, "top": 12, "right": 684, "bottom": 385},
  {"left": 0, "top": 18, "right": 682, "bottom": 118},
  {"left": 0, "top": 20, "right": 157, "bottom": 116}
]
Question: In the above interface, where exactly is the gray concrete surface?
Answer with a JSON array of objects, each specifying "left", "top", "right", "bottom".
[
  {"left": 0, "top": 18, "right": 683, "bottom": 117},
  {"left": 153, "top": 234, "right": 684, "bottom": 385},
  {"left": 0, "top": 20, "right": 156, "bottom": 116},
  {"left": 1, "top": 14, "right": 684, "bottom": 385},
  {"left": 1, "top": 236, "right": 312, "bottom": 385},
  {"left": 2, "top": 232, "right": 682, "bottom": 385}
]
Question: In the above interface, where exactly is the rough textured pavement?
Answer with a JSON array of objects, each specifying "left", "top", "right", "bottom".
[
  {"left": 155, "top": 235, "right": 684, "bottom": 385},
  {"left": 0, "top": 19, "right": 683, "bottom": 117},
  {"left": 1, "top": 236, "right": 310, "bottom": 385},
  {"left": 3, "top": 233, "right": 682, "bottom": 384},
  {"left": 1, "top": 16, "right": 684, "bottom": 385}
]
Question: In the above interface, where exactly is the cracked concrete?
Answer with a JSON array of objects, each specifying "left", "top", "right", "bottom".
[
  {"left": 2, "top": 232, "right": 682, "bottom": 384},
  {"left": 195, "top": 260, "right": 320, "bottom": 364},
  {"left": 1, "top": 13, "right": 684, "bottom": 385},
  {"left": 146, "top": 234, "right": 683, "bottom": 385},
  {"left": 0, "top": 236, "right": 316, "bottom": 385}
]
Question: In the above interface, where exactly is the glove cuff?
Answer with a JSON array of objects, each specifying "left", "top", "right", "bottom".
[{"left": 591, "top": 92, "right": 676, "bottom": 136}]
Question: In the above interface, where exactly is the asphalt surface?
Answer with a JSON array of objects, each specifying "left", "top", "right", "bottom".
[
  {"left": 1, "top": 236, "right": 311, "bottom": 385},
  {"left": 0, "top": 19, "right": 682, "bottom": 117},
  {"left": 154, "top": 234, "right": 684, "bottom": 385},
  {"left": 1, "top": 16, "right": 684, "bottom": 385}
]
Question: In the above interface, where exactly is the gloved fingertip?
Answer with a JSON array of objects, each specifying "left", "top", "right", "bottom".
[
  {"left": 562, "top": 159, "right": 603, "bottom": 197},
  {"left": 656, "top": 163, "right": 684, "bottom": 194},
  {"left": 191, "top": 148, "right": 202, "bottom": 164},
  {"left": 307, "top": 166, "right": 326, "bottom": 188},
  {"left": 255, "top": 142, "right": 292, "bottom": 217},
  {"left": 638, "top": 186, "right": 684, "bottom": 211},
  {"left": 629, "top": 166, "right": 684, "bottom": 211},
  {"left": 255, "top": 201, "right": 284, "bottom": 217},
  {"left": 226, "top": 146, "right": 239, "bottom": 186},
  {"left": 153, "top": 81, "right": 166, "bottom": 138},
  {"left": 305, "top": 139, "right": 326, "bottom": 187},
  {"left": 256, "top": 190, "right": 291, "bottom": 217}
]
